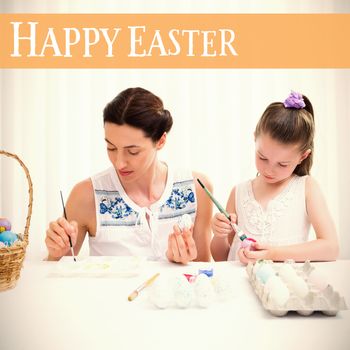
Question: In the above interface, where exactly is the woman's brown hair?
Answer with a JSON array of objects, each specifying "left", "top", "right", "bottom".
[{"left": 103, "top": 87, "right": 173, "bottom": 142}]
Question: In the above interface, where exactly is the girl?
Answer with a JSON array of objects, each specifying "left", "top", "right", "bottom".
[
  {"left": 211, "top": 91, "right": 339, "bottom": 264},
  {"left": 45, "top": 87, "right": 213, "bottom": 264}
]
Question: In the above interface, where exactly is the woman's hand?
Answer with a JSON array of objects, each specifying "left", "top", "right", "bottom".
[
  {"left": 211, "top": 212, "right": 236, "bottom": 239},
  {"left": 166, "top": 224, "right": 197, "bottom": 264},
  {"left": 45, "top": 217, "right": 78, "bottom": 260}
]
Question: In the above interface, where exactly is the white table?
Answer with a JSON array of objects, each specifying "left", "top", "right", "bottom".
[{"left": 1, "top": 259, "right": 349, "bottom": 350}]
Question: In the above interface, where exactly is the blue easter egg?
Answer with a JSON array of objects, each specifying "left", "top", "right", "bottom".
[
  {"left": 0, "top": 230, "right": 18, "bottom": 246},
  {"left": 256, "top": 263, "right": 275, "bottom": 284}
]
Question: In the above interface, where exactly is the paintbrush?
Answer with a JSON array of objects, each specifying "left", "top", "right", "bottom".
[
  {"left": 60, "top": 190, "right": 77, "bottom": 262},
  {"left": 128, "top": 273, "right": 160, "bottom": 302},
  {"left": 196, "top": 178, "right": 247, "bottom": 241}
]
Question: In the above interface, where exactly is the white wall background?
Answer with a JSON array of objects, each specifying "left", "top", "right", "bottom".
[{"left": 1, "top": 1, "right": 349, "bottom": 260}]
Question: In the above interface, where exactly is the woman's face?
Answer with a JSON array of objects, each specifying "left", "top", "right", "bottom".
[
  {"left": 255, "top": 133, "right": 309, "bottom": 184},
  {"left": 104, "top": 122, "right": 165, "bottom": 183}
]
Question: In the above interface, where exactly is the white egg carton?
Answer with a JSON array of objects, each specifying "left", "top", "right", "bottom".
[
  {"left": 51, "top": 256, "right": 144, "bottom": 278},
  {"left": 246, "top": 260, "right": 348, "bottom": 316}
]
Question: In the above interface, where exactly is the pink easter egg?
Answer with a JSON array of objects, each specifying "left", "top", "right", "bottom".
[{"left": 241, "top": 237, "right": 257, "bottom": 251}]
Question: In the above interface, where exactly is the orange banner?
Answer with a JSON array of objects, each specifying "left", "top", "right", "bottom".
[{"left": 0, "top": 14, "right": 349, "bottom": 68}]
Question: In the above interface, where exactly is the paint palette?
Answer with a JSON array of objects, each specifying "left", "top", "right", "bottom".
[
  {"left": 51, "top": 256, "right": 144, "bottom": 277},
  {"left": 246, "top": 260, "right": 348, "bottom": 316}
]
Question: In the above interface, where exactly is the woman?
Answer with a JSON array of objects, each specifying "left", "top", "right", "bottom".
[{"left": 45, "top": 87, "right": 213, "bottom": 263}]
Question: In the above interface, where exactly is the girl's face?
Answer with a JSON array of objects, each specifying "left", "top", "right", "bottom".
[
  {"left": 104, "top": 122, "right": 165, "bottom": 183},
  {"left": 255, "top": 133, "right": 310, "bottom": 184}
]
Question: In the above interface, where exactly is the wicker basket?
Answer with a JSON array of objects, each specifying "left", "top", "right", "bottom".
[{"left": 0, "top": 150, "right": 33, "bottom": 291}]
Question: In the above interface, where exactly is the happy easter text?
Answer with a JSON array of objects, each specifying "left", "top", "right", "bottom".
[{"left": 10, "top": 22, "right": 238, "bottom": 58}]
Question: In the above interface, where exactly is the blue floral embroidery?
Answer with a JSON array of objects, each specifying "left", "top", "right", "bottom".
[
  {"left": 99, "top": 196, "right": 135, "bottom": 219},
  {"left": 165, "top": 185, "right": 195, "bottom": 210},
  {"left": 96, "top": 179, "right": 196, "bottom": 225}
]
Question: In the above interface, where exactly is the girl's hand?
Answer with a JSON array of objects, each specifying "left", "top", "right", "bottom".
[
  {"left": 239, "top": 242, "right": 273, "bottom": 264},
  {"left": 45, "top": 217, "right": 78, "bottom": 260},
  {"left": 166, "top": 224, "right": 197, "bottom": 264},
  {"left": 211, "top": 212, "right": 236, "bottom": 239},
  {"left": 237, "top": 247, "right": 256, "bottom": 265}
]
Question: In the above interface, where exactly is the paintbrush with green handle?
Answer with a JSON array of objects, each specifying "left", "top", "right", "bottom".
[{"left": 196, "top": 178, "right": 248, "bottom": 241}]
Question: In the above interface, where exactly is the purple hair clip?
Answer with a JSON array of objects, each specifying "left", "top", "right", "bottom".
[{"left": 283, "top": 91, "right": 306, "bottom": 109}]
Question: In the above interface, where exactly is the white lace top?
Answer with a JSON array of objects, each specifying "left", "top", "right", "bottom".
[
  {"left": 227, "top": 175, "right": 310, "bottom": 260},
  {"left": 89, "top": 164, "right": 197, "bottom": 260}
]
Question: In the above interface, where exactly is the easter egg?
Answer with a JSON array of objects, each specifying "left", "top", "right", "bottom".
[
  {"left": 194, "top": 272, "right": 210, "bottom": 287},
  {"left": 178, "top": 214, "right": 192, "bottom": 231},
  {"left": 256, "top": 263, "right": 275, "bottom": 284},
  {"left": 149, "top": 276, "right": 173, "bottom": 309},
  {"left": 0, "top": 230, "right": 18, "bottom": 246},
  {"left": 0, "top": 218, "right": 11, "bottom": 231},
  {"left": 264, "top": 275, "right": 290, "bottom": 306},
  {"left": 240, "top": 237, "right": 256, "bottom": 250},
  {"left": 194, "top": 273, "right": 216, "bottom": 308},
  {"left": 264, "top": 275, "right": 283, "bottom": 293},
  {"left": 278, "top": 263, "right": 298, "bottom": 283},
  {"left": 253, "top": 261, "right": 264, "bottom": 275},
  {"left": 172, "top": 274, "right": 190, "bottom": 289},
  {"left": 173, "top": 276, "right": 194, "bottom": 308}
]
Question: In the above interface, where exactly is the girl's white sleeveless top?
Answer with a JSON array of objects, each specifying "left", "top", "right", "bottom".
[
  {"left": 89, "top": 164, "right": 197, "bottom": 260},
  {"left": 228, "top": 175, "right": 310, "bottom": 260}
]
